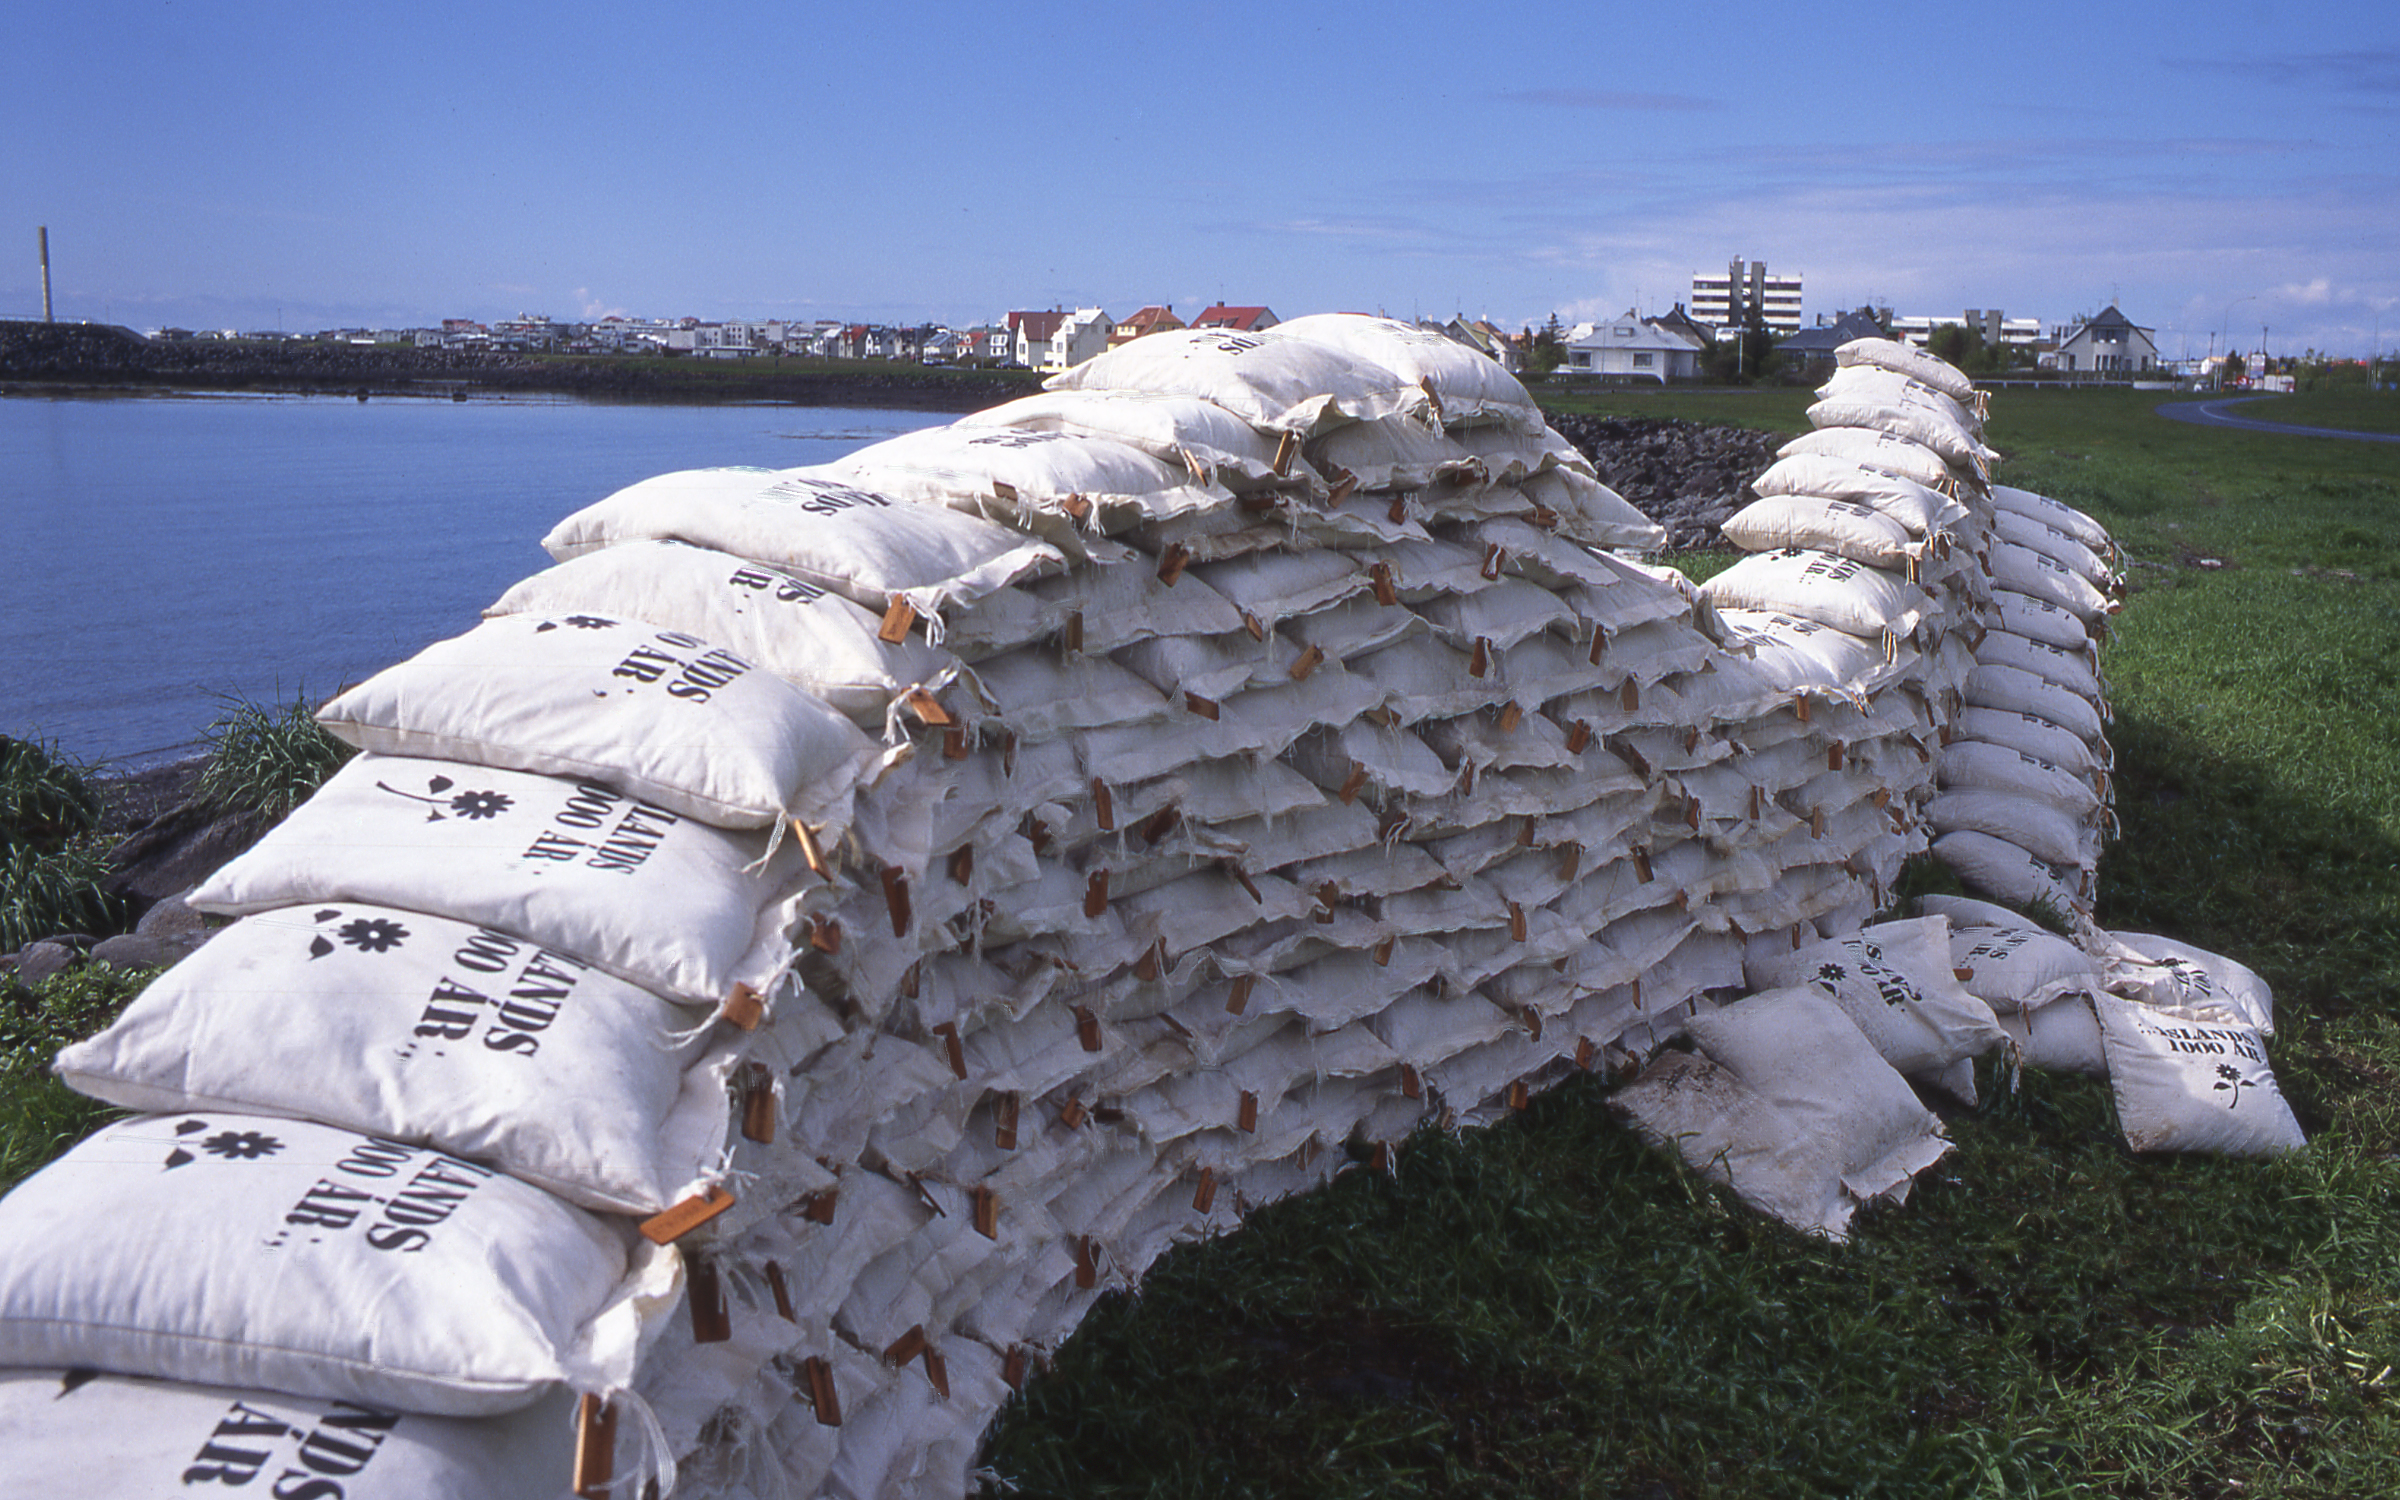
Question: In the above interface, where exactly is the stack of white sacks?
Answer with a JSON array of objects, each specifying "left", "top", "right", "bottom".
[
  {"left": 0, "top": 323, "right": 2297, "bottom": 1500},
  {"left": 1613, "top": 339, "right": 2302, "bottom": 1241}
]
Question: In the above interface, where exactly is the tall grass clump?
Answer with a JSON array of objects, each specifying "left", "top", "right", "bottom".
[
  {"left": 197, "top": 691, "right": 356, "bottom": 820},
  {"left": 0, "top": 962, "right": 148, "bottom": 1192},
  {"left": 0, "top": 736, "right": 119, "bottom": 951}
]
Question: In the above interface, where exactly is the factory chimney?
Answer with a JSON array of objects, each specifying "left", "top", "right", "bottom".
[{"left": 39, "top": 227, "right": 53, "bottom": 322}]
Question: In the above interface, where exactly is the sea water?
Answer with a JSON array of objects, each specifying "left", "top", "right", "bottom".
[{"left": 0, "top": 391, "right": 943, "bottom": 766}]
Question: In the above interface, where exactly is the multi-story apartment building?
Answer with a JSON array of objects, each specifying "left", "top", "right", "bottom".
[{"left": 1690, "top": 259, "right": 1803, "bottom": 336}]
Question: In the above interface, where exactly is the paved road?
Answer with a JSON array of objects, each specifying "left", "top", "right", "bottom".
[{"left": 2155, "top": 394, "right": 2400, "bottom": 443}]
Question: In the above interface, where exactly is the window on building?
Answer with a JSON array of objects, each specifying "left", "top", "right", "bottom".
[{"left": 1633, "top": 352, "right": 1654, "bottom": 369}]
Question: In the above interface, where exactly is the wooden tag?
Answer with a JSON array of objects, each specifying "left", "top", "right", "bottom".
[
  {"left": 1289, "top": 643, "right": 1325, "bottom": 681},
  {"left": 1399, "top": 1064, "right": 1422, "bottom": 1099},
  {"left": 1133, "top": 938, "right": 1164, "bottom": 982},
  {"left": 1812, "top": 807, "right": 1827, "bottom": 838},
  {"left": 1620, "top": 679, "right": 1639, "bottom": 712},
  {"left": 1565, "top": 719, "right": 1592, "bottom": 754},
  {"left": 1156, "top": 542, "right": 1191, "bottom": 586},
  {"left": 1073, "top": 1006, "right": 1102, "bottom": 1052},
  {"left": 1517, "top": 815, "right": 1535, "bottom": 848},
  {"left": 1482, "top": 542, "right": 1504, "bottom": 580},
  {"left": 1372, "top": 936, "right": 1395, "bottom": 967},
  {"left": 1828, "top": 742, "right": 1847, "bottom": 771},
  {"left": 1242, "top": 610, "right": 1265, "bottom": 642},
  {"left": 1632, "top": 848, "right": 1654, "bottom": 883},
  {"left": 1497, "top": 701, "right": 1522, "bottom": 733},
  {"left": 1555, "top": 843, "right": 1581, "bottom": 881},
  {"left": 877, "top": 596, "right": 917, "bottom": 644},
  {"left": 1469, "top": 637, "right": 1490, "bottom": 678},
  {"left": 1059, "top": 492, "right": 1092, "bottom": 521},
  {"left": 1091, "top": 777, "right": 1115, "bottom": 830},
  {"left": 1508, "top": 901, "right": 1528, "bottom": 942},
  {"left": 1193, "top": 1167, "right": 1217, "bottom": 1213},
  {"left": 1227, "top": 974, "right": 1256, "bottom": 1014},
  {"left": 688, "top": 1256, "right": 731, "bottom": 1344},
  {"left": 1507, "top": 1080, "right": 1531, "bottom": 1111},
  {"left": 809, "top": 917, "right": 842, "bottom": 955},
  {"left": 1184, "top": 690, "right": 1221, "bottom": 720},
  {"left": 1327, "top": 471, "right": 1358, "bottom": 505},
  {"left": 574, "top": 1395, "right": 617, "bottom": 1499},
  {"left": 803, "top": 1356, "right": 842, "bottom": 1426},
  {"left": 931, "top": 1022, "right": 967, "bottom": 1079},
  {"left": 992, "top": 479, "right": 1020, "bottom": 505},
  {"left": 941, "top": 725, "right": 969, "bottom": 760},
  {"left": 1795, "top": 695, "right": 1812, "bottom": 723},
  {"left": 1237, "top": 1090, "right": 1259, "bottom": 1133},
  {"left": 792, "top": 819, "right": 827, "bottom": 877},
  {"left": 883, "top": 1326, "right": 929, "bottom": 1367},
  {"left": 1059, "top": 1095, "right": 1088, "bottom": 1129},
  {"left": 1003, "top": 1347, "right": 1029, "bottom": 1391},
  {"left": 721, "top": 982, "right": 765, "bottom": 1033},
  {"left": 1588, "top": 633, "right": 1606, "bottom": 667},
  {"left": 764, "top": 1259, "right": 797, "bottom": 1321},
  {"left": 1387, "top": 494, "right": 1408, "bottom": 524},
  {"left": 802, "top": 1187, "right": 838, "bottom": 1225},
  {"left": 922, "top": 1347, "right": 951, "bottom": 1398},
  {"left": 1084, "top": 869, "right": 1109, "bottom": 918},
  {"left": 881, "top": 867, "right": 911, "bottom": 937},
  {"left": 1224, "top": 862, "right": 1263, "bottom": 903},
  {"left": 1576, "top": 1037, "right": 1598, "bottom": 1072},
  {"left": 1061, "top": 611, "right": 1085, "bottom": 653},
  {"left": 948, "top": 844, "right": 974, "bottom": 886},
  {"left": 1955, "top": 968, "right": 1977, "bottom": 984},
  {"left": 740, "top": 1065, "right": 777, "bottom": 1143},
  {"left": 970, "top": 1186, "right": 999, "bottom": 1240},
  {"left": 1073, "top": 1235, "right": 1097, "bottom": 1289},
  {"left": 639, "top": 1184, "right": 736, "bottom": 1245},
  {"left": 1140, "top": 805, "right": 1180, "bottom": 843},
  {"left": 902, "top": 686, "right": 951, "bottom": 727},
  {"left": 995, "top": 1091, "right": 1020, "bottom": 1150},
  {"left": 1369, "top": 561, "right": 1398, "bottom": 606},
  {"left": 1273, "top": 430, "right": 1297, "bottom": 476}
]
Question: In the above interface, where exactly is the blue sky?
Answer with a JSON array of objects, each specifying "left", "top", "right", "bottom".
[{"left": 7, "top": 1, "right": 2396, "bottom": 359}]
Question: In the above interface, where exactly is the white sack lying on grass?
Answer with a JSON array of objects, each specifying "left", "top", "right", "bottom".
[
  {"left": 316, "top": 613, "right": 885, "bottom": 833},
  {"left": 1946, "top": 921, "right": 2104, "bottom": 1015},
  {"left": 51, "top": 902, "right": 840, "bottom": 1215},
  {"left": 2100, "top": 931, "right": 2275, "bottom": 1032},
  {"left": 1990, "top": 485, "right": 2113, "bottom": 557},
  {"left": 1745, "top": 918, "right": 2008, "bottom": 1102},
  {"left": 538, "top": 468, "right": 1064, "bottom": 630},
  {"left": 1614, "top": 988, "right": 1950, "bottom": 1241},
  {"left": 0, "top": 1372, "right": 579, "bottom": 1500},
  {"left": 1932, "top": 830, "right": 2089, "bottom": 915},
  {"left": 2094, "top": 997, "right": 2304, "bottom": 1156},
  {"left": 188, "top": 755, "right": 812, "bottom": 1015},
  {"left": 1997, "top": 995, "right": 2109, "bottom": 1076},
  {"left": 0, "top": 1115, "right": 677, "bottom": 1416},
  {"left": 485, "top": 540, "right": 954, "bottom": 725}
]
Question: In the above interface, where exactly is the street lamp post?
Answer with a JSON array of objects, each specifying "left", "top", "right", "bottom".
[{"left": 2219, "top": 295, "right": 2256, "bottom": 389}]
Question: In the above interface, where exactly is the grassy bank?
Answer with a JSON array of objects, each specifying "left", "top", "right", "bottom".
[{"left": 978, "top": 386, "right": 2400, "bottom": 1497}]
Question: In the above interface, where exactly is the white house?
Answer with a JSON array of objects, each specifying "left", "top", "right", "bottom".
[
  {"left": 1562, "top": 310, "right": 1701, "bottom": 382},
  {"left": 1043, "top": 308, "right": 1114, "bottom": 371},
  {"left": 2054, "top": 306, "right": 2159, "bottom": 375}
]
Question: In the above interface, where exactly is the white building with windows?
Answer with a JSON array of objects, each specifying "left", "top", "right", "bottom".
[
  {"left": 1562, "top": 311, "right": 1701, "bottom": 382},
  {"left": 1690, "top": 258, "right": 1803, "bottom": 335},
  {"left": 2053, "top": 305, "right": 2158, "bottom": 375}
]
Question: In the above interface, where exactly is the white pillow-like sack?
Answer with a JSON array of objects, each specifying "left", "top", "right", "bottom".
[
  {"left": 955, "top": 388, "right": 1310, "bottom": 492},
  {"left": 1746, "top": 454, "right": 1965, "bottom": 537},
  {"left": 2094, "top": 997, "right": 2304, "bottom": 1156},
  {"left": 1973, "top": 627, "right": 2102, "bottom": 701},
  {"left": 1948, "top": 922, "right": 2103, "bottom": 1015},
  {"left": 1989, "top": 540, "right": 2113, "bottom": 621},
  {"left": 1776, "top": 427, "right": 1959, "bottom": 493},
  {"left": 0, "top": 1372, "right": 579, "bottom": 1500},
  {"left": 1043, "top": 325, "right": 1432, "bottom": 435},
  {"left": 485, "top": 540, "right": 954, "bottom": 723},
  {"left": 1720, "top": 495, "right": 1922, "bottom": 567},
  {"left": 0, "top": 1115, "right": 675, "bottom": 1416},
  {"left": 1925, "top": 788, "right": 2096, "bottom": 871},
  {"left": 1835, "top": 336, "right": 1977, "bottom": 402},
  {"left": 1932, "top": 830, "right": 2087, "bottom": 914},
  {"left": 822, "top": 425, "right": 1230, "bottom": 538},
  {"left": 189, "top": 755, "right": 809, "bottom": 1014},
  {"left": 1699, "top": 547, "right": 1930, "bottom": 643},
  {"left": 1997, "top": 994, "right": 2109, "bottom": 1076},
  {"left": 1273, "top": 313, "right": 1547, "bottom": 432},
  {"left": 1991, "top": 589, "right": 2097, "bottom": 654},
  {"left": 1990, "top": 485, "right": 2112, "bottom": 556},
  {"left": 1746, "top": 918, "right": 2009, "bottom": 1090},
  {"left": 52, "top": 901, "right": 792, "bottom": 1214},
  {"left": 2100, "top": 931, "right": 2275, "bottom": 1032},
  {"left": 1677, "top": 987, "right": 1951, "bottom": 1238},
  {"left": 538, "top": 468, "right": 1063, "bottom": 628},
  {"left": 316, "top": 613, "right": 884, "bottom": 833}
]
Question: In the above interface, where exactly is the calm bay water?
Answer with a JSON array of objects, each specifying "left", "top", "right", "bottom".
[{"left": 1, "top": 392, "right": 944, "bottom": 767}]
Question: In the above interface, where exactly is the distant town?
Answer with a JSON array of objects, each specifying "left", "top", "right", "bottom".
[{"left": 107, "top": 257, "right": 2304, "bottom": 391}]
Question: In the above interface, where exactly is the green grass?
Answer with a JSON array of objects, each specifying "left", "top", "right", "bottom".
[
  {"left": 0, "top": 963, "right": 146, "bottom": 1192},
  {"left": 196, "top": 691, "right": 356, "bottom": 820},
  {"left": 979, "top": 384, "right": 2400, "bottom": 1498},
  {"left": 0, "top": 736, "right": 120, "bottom": 951},
  {"left": 2237, "top": 391, "right": 2400, "bottom": 437}
]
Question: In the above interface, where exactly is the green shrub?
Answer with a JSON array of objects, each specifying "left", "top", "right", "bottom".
[
  {"left": 197, "top": 692, "right": 356, "bottom": 820},
  {"left": 0, "top": 735, "right": 102, "bottom": 854},
  {"left": 0, "top": 961, "right": 149, "bottom": 1192},
  {"left": 0, "top": 737, "right": 119, "bottom": 951}
]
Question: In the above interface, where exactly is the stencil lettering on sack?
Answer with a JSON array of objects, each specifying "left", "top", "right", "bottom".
[
  {"left": 180, "top": 1398, "right": 401, "bottom": 1494},
  {"left": 375, "top": 774, "right": 515, "bottom": 824},
  {"left": 610, "top": 629, "right": 753, "bottom": 704},
  {"left": 407, "top": 928, "right": 593, "bottom": 1057},
  {"left": 767, "top": 478, "right": 893, "bottom": 516},
  {"left": 266, "top": 1134, "right": 497, "bottom": 1253},
  {"left": 521, "top": 782, "right": 683, "bottom": 875},
  {"left": 727, "top": 564, "right": 827, "bottom": 605},
  {"left": 1813, "top": 942, "right": 1923, "bottom": 1009}
]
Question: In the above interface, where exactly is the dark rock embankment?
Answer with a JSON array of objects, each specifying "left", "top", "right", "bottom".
[
  {"left": 0, "top": 321, "right": 1041, "bottom": 413},
  {"left": 1546, "top": 412, "right": 1784, "bottom": 550}
]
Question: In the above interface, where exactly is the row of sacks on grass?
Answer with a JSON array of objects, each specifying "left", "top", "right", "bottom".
[
  {"left": 1708, "top": 337, "right": 2125, "bottom": 917},
  {"left": 1612, "top": 896, "right": 2302, "bottom": 1240},
  {"left": 0, "top": 321, "right": 2163, "bottom": 1498}
]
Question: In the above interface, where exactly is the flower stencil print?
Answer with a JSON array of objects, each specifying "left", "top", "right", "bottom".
[
  {"left": 2213, "top": 1063, "right": 2255, "bottom": 1109},
  {"left": 201, "top": 1130, "right": 285, "bottom": 1160},
  {"left": 337, "top": 916, "right": 409, "bottom": 953},
  {"left": 376, "top": 774, "right": 515, "bottom": 823}
]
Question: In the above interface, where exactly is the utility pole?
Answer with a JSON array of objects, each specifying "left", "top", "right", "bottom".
[{"left": 38, "top": 226, "right": 53, "bottom": 323}]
